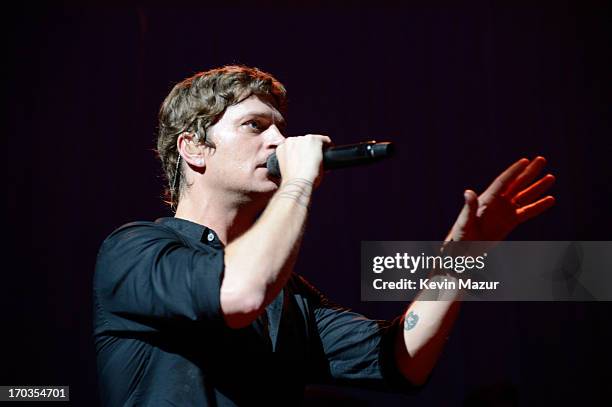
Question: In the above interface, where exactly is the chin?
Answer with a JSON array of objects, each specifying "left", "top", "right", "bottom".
[
  {"left": 240, "top": 178, "right": 278, "bottom": 196},
  {"left": 258, "top": 179, "right": 280, "bottom": 193},
  {"left": 257, "top": 171, "right": 281, "bottom": 189}
]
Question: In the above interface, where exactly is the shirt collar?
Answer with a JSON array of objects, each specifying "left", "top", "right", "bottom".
[{"left": 155, "top": 217, "right": 223, "bottom": 248}]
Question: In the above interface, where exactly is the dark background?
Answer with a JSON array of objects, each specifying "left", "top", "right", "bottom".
[{"left": 3, "top": 1, "right": 611, "bottom": 405}]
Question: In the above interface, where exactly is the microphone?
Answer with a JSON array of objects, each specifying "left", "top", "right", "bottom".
[{"left": 266, "top": 140, "right": 394, "bottom": 178}]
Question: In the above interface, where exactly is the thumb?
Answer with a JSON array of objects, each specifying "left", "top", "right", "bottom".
[
  {"left": 464, "top": 189, "right": 478, "bottom": 216},
  {"left": 456, "top": 189, "right": 478, "bottom": 227}
]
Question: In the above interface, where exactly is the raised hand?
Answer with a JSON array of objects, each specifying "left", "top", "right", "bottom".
[{"left": 446, "top": 156, "right": 556, "bottom": 242}]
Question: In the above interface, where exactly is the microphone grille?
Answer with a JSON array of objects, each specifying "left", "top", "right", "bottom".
[{"left": 266, "top": 153, "right": 281, "bottom": 178}]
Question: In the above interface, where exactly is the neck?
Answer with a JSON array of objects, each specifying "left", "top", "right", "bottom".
[{"left": 174, "top": 186, "right": 268, "bottom": 245}]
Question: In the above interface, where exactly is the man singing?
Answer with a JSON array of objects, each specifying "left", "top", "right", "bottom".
[{"left": 93, "top": 65, "right": 555, "bottom": 406}]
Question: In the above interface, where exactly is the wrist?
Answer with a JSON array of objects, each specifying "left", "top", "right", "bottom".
[
  {"left": 274, "top": 178, "right": 314, "bottom": 209},
  {"left": 280, "top": 172, "right": 317, "bottom": 185}
]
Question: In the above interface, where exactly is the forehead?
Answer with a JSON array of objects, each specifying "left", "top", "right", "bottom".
[{"left": 221, "top": 94, "right": 285, "bottom": 124}]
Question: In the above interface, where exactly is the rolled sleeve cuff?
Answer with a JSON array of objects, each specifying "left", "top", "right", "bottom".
[
  {"left": 378, "top": 315, "right": 421, "bottom": 393},
  {"left": 193, "top": 249, "right": 225, "bottom": 324}
]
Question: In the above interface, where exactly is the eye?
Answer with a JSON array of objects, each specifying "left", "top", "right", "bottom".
[{"left": 243, "top": 120, "right": 264, "bottom": 132}]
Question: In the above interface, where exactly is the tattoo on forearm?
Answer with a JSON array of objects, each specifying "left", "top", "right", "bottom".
[
  {"left": 404, "top": 311, "right": 419, "bottom": 331},
  {"left": 275, "top": 178, "right": 313, "bottom": 208}
]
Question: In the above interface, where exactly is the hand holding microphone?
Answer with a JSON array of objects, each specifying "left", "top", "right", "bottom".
[{"left": 272, "top": 134, "right": 332, "bottom": 188}]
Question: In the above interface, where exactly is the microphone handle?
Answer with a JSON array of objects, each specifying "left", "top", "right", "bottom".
[
  {"left": 266, "top": 140, "right": 394, "bottom": 178},
  {"left": 323, "top": 140, "right": 393, "bottom": 170}
]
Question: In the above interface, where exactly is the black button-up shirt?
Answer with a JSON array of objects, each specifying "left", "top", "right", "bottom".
[{"left": 93, "top": 217, "right": 409, "bottom": 406}]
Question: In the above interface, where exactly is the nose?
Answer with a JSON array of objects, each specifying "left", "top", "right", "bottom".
[{"left": 264, "top": 124, "right": 286, "bottom": 149}]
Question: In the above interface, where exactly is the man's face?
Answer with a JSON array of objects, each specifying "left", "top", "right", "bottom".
[{"left": 203, "top": 93, "right": 287, "bottom": 199}]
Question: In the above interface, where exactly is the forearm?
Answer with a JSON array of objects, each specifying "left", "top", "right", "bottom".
[
  {"left": 220, "top": 178, "right": 312, "bottom": 328},
  {"left": 395, "top": 274, "right": 462, "bottom": 385}
]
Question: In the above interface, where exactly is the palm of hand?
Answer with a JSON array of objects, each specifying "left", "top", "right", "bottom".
[{"left": 448, "top": 157, "right": 556, "bottom": 242}]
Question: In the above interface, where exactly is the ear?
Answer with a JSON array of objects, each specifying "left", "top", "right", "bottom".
[{"left": 177, "top": 132, "right": 206, "bottom": 168}]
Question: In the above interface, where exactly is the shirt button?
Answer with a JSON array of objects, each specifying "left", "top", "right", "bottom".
[{"left": 207, "top": 232, "right": 215, "bottom": 242}]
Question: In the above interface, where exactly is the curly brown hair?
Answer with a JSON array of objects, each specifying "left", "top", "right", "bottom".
[{"left": 156, "top": 65, "right": 288, "bottom": 209}]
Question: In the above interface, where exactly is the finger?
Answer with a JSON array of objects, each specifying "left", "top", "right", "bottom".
[
  {"left": 305, "top": 134, "right": 332, "bottom": 143},
  {"left": 517, "top": 195, "right": 556, "bottom": 223},
  {"left": 481, "top": 158, "right": 530, "bottom": 200},
  {"left": 504, "top": 156, "right": 547, "bottom": 198},
  {"left": 513, "top": 174, "right": 556, "bottom": 206}
]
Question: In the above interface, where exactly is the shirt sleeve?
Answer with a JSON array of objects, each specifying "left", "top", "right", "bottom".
[
  {"left": 293, "top": 274, "right": 415, "bottom": 392},
  {"left": 93, "top": 222, "right": 225, "bottom": 334}
]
